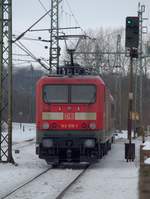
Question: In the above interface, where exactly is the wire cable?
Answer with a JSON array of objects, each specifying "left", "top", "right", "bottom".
[
  {"left": 65, "top": 0, "right": 87, "bottom": 36},
  {"left": 13, "top": 8, "right": 52, "bottom": 43},
  {"left": 37, "top": 0, "right": 50, "bottom": 14},
  {"left": 13, "top": 35, "right": 50, "bottom": 43},
  {"left": 14, "top": 41, "right": 49, "bottom": 70}
]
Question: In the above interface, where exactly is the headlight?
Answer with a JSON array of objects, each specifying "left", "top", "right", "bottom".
[
  {"left": 89, "top": 122, "right": 96, "bottom": 130},
  {"left": 42, "top": 122, "right": 49, "bottom": 129},
  {"left": 84, "top": 139, "right": 95, "bottom": 148},
  {"left": 42, "top": 139, "right": 53, "bottom": 148}
]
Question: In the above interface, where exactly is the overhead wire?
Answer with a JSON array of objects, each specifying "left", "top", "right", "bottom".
[
  {"left": 65, "top": 0, "right": 87, "bottom": 37},
  {"left": 13, "top": 53, "right": 30, "bottom": 57},
  {"left": 13, "top": 1, "right": 53, "bottom": 70},
  {"left": 13, "top": 35, "right": 50, "bottom": 43},
  {"left": 13, "top": 8, "right": 52, "bottom": 43},
  {"left": 37, "top": 0, "right": 63, "bottom": 18},
  {"left": 14, "top": 41, "right": 49, "bottom": 70},
  {"left": 37, "top": 0, "right": 50, "bottom": 15},
  {"left": 13, "top": 59, "right": 38, "bottom": 63},
  {"left": 13, "top": 0, "right": 64, "bottom": 70}
]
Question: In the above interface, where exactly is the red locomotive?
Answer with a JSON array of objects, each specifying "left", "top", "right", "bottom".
[{"left": 36, "top": 66, "right": 114, "bottom": 164}]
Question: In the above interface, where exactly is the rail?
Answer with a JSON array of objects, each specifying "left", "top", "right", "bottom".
[
  {"left": 55, "top": 164, "right": 89, "bottom": 199},
  {"left": 1, "top": 167, "right": 52, "bottom": 199}
]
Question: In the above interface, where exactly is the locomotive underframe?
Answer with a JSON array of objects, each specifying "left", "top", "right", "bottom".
[{"left": 36, "top": 130, "right": 113, "bottom": 163}]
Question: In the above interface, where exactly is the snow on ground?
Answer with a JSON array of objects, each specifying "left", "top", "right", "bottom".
[
  {"left": 5, "top": 168, "right": 82, "bottom": 199},
  {"left": 0, "top": 123, "right": 47, "bottom": 197},
  {"left": 12, "top": 123, "right": 36, "bottom": 142},
  {"left": 0, "top": 123, "right": 85, "bottom": 199},
  {"left": 113, "top": 130, "right": 128, "bottom": 139},
  {"left": 63, "top": 140, "right": 139, "bottom": 199},
  {"left": 142, "top": 141, "right": 150, "bottom": 150},
  {"left": 0, "top": 124, "right": 149, "bottom": 199}
]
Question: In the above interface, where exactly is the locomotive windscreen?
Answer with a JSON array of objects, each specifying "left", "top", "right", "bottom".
[
  {"left": 43, "top": 84, "right": 96, "bottom": 104},
  {"left": 71, "top": 85, "right": 96, "bottom": 103},
  {"left": 43, "top": 85, "right": 68, "bottom": 103}
]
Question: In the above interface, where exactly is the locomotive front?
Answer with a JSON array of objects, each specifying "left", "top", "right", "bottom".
[{"left": 36, "top": 75, "right": 109, "bottom": 164}]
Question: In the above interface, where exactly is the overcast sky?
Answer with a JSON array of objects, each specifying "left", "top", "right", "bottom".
[
  {"left": 71, "top": 0, "right": 150, "bottom": 29},
  {"left": 13, "top": 0, "right": 150, "bottom": 31},
  {"left": 12, "top": 0, "right": 150, "bottom": 67}
]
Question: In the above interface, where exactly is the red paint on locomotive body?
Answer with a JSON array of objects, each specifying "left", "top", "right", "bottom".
[
  {"left": 36, "top": 74, "right": 114, "bottom": 164},
  {"left": 36, "top": 75, "right": 105, "bottom": 132}
]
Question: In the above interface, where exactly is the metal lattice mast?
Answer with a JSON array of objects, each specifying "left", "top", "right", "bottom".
[
  {"left": 114, "top": 34, "right": 122, "bottom": 131},
  {"left": 0, "top": 0, "right": 14, "bottom": 163},
  {"left": 49, "top": 0, "right": 60, "bottom": 73}
]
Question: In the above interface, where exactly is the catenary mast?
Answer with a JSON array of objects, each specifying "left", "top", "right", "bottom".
[
  {"left": 0, "top": 0, "right": 14, "bottom": 163},
  {"left": 49, "top": 0, "right": 61, "bottom": 73}
]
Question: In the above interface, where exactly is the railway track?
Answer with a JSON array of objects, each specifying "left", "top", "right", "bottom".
[
  {"left": 55, "top": 164, "right": 89, "bottom": 199},
  {"left": 1, "top": 167, "right": 52, "bottom": 199},
  {"left": 1, "top": 163, "right": 89, "bottom": 199}
]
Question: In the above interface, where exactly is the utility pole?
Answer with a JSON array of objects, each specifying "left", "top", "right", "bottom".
[
  {"left": 49, "top": 0, "right": 60, "bottom": 73},
  {"left": 0, "top": 0, "right": 14, "bottom": 163}
]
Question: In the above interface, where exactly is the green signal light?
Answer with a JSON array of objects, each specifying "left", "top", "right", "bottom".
[{"left": 127, "top": 20, "right": 132, "bottom": 24}]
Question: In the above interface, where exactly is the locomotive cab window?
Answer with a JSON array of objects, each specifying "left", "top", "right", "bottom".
[
  {"left": 43, "top": 84, "right": 96, "bottom": 104},
  {"left": 43, "top": 85, "right": 68, "bottom": 103},
  {"left": 71, "top": 85, "right": 96, "bottom": 103}
]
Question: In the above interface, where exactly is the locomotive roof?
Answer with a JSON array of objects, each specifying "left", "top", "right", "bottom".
[{"left": 38, "top": 75, "right": 105, "bottom": 86}]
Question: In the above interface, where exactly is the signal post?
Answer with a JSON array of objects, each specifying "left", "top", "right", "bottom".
[{"left": 125, "top": 16, "right": 139, "bottom": 162}]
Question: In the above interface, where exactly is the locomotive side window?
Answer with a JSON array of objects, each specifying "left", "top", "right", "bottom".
[
  {"left": 71, "top": 85, "right": 96, "bottom": 103},
  {"left": 43, "top": 85, "right": 68, "bottom": 103}
]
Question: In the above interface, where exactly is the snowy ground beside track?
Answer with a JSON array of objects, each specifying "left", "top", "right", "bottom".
[
  {"left": 0, "top": 124, "right": 149, "bottom": 199},
  {"left": 63, "top": 139, "right": 140, "bottom": 199},
  {"left": 12, "top": 122, "right": 36, "bottom": 142}
]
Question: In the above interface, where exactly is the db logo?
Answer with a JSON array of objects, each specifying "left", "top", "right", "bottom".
[{"left": 64, "top": 113, "right": 75, "bottom": 120}]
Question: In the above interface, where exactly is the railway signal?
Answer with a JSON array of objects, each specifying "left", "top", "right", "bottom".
[
  {"left": 125, "top": 16, "right": 139, "bottom": 48},
  {"left": 125, "top": 48, "right": 136, "bottom": 162},
  {"left": 125, "top": 16, "right": 139, "bottom": 162}
]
